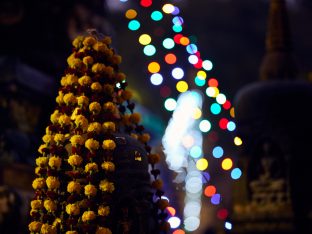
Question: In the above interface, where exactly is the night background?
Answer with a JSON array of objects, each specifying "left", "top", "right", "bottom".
[{"left": 0, "top": 0, "right": 311, "bottom": 233}]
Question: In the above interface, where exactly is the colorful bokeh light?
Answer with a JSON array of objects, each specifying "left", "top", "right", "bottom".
[
  {"left": 139, "top": 34, "right": 152, "bottom": 45},
  {"left": 125, "top": 9, "right": 137, "bottom": 19},
  {"left": 221, "top": 158, "right": 233, "bottom": 170},
  {"left": 176, "top": 81, "right": 188, "bottom": 93},
  {"left": 196, "top": 158, "right": 208, "bottom": 171},
  {"left": 148, "top": 61, "right": 160, "bottom": 73},
  {"left": 128, "top": 20, "right": 141, "bottom": 31},
  {"left": 143, "top": 44, "right": 156, "bottom": 56}
]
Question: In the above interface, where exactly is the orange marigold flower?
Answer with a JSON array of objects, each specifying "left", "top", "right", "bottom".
[
  {"left": 31, "top": 199, "right": 43, "bottom": 210},
  {"left": 85, "top": 138, "right": 100, "bottom": 152},
  {"left": 151, "top": 179, "right": 163, "bottom": 190},
  {"left": 93, "top": 41, "right": 108, "bottom": 52},
  {"left": 63, "top": 93, "right": 77, "bottom": 105},
  {"left": 98, "top": 206, "right": 110, "bottom": 216},
  {"left": 91, "top": 82, "right": 102, "bottom": 92},
  {"left": 83, "top": 36, "right": 97, "bottom": 47},
  {"left": 72, "top": 36, "right": 84, "bottom": 48},
  {"left": 148, "top": 153, "right": 161, "bottom": 164},
  {"left": 85, "top": 162, "right": 99, "bottom": 173},
  {"left": 129, "top": 113, "right": 141, "bottom": 124},
  {"left": 28, "top": 221, "right": 42, "bottom": 232},
  {"left": 111, "top": 55, "right": 122, "bottom": 65},
  {"left": 78, "top": 75, "right": 92, "bottom": 86},
  {"left": 48, "top": 156, "right": 62, "bottom": 169},
  {"left": 42, "top": 134, "right": 53, "bottom": 144},
  {"left": 50, "top": 110, "right": 61, "bottom": 124},
  {"left": 96, "top": 227, "right": 112, "bottom": 234},
  {"left": 66, "top": 203, "right": 80, "bottom": 216},
  {"left": 74, "top": 115, "right": 88, "bottom": 131},
  {"left": 67, "top": 181, "right": 81, "bottom": 193},
  {"left": 54, "top": 133, "right": 66, "bottom": 144},
  {"left": 70, "top": 135, "right": 85, "bottom": 146},
  {"left": 92, "top": 63, "right": 106, "bottom": 73},
  {"left": 87, "top": 122, "right": 102, "bottom": 134},
  {"left": 83, "top": 56, "right": 94, "bottom": 66},
  {"left": 121, "top": 90, "right": 133, "bottom": 101},
  {"left": 58, "top": 114, "right": 71, "bottom": 126},
  {"left": 102, "top": 122, "right": 116, "bottom": 133},
  {"left": 139, "top": 133, "right": 150, "bottom": 143},
  {"left": 101, "top": 161, "right": 115, "bottom": 172},
  {"left": 68, "top": 154, "right": 83, "bottom": 167},
  {"left": 84, "top": 184, "right": 97, "bottom": 197},
  {"left": 102, "top": 36, "right": 112, "bottom": 45},
  {"left": 99, "top": 180, "right": 115, "bottom": 193},
  {"left": 36, "top": 156, "right": 48, "bottom": 168},
  {"left": 32, "top": 177, "right": 45, "bottom": 190},
  {"left": 103, "top": 102, "right": 116, "bottom": 112},
  {"left": 82, "top": 210, "right": 96, "bottom": 222},
  {"left": 44, "top": 199, "right": 57, "bottom": 213},
  {"left": 102, "top": 84, "right": 114, "bottom": 95},
  {"left": 158, "top": 199, "right": 169, "bottom": 210},
  {"left": 89, "top": 102, "right": 101, "bottom": 114},
  {"left": 102, "top": 139, "right": 116, "bottom": 151},
  {"left": 46, "top": 176, "right": 60, "bottom": 190},
  {"left": 115, "top": 72, "right": 126, "bottom": 82}
]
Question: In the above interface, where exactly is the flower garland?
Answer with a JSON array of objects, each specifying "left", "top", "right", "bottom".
[{"left": 29, "top": 33, "right": 169, "bottom": 233}]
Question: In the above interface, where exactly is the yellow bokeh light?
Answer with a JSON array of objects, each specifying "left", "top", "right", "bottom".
[
  {"left": 234, "top": 136, "right": 243, "bottom": 146},
  {"left": 139, "top": 34, "right": 151, "bottom": 45},
  {"left": 230, "top": 107, "right": 235, "bottom": 118},
  {"left": 192, "top": 107, "right": 202, "bottom": 119},
  {"left": 196, "top": 158, "right": 208, "bottom": 171},
  {"left": 125, "top": 9, "right": 137, "bottom": 19},
  {"left": 180, "top": 37, "right": 190, "bottom": 46},
  {"left": 176, "top": 81, "right": 188, "bottom": 93},
  {"left": 148, "top": 62, "right": 160, "bottom": 73},
  {"left": 162, "top": 4, "right": 175, "bottom": 14},
  {"left": 222, "top": 158, "right": 233, "bottom": 170},
  {"left": 197, "top": 70, "right": 207, "bottom": 80},
  {"left": 206, "top": 87, "right": 220, "bottom": 98}
]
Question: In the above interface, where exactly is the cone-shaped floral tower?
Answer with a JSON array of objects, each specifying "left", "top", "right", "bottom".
[{"left": 29, "top": 32, "right": 169, "bottom": 234}]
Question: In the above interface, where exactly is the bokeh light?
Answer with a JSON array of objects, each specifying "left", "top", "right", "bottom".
[
  {"left": 227, "top": 121, "right": 236, "bottom": 131},
  {"left": 173, "top": 230, "right": 185, "bottom": 234},
  {"left": 173, "top": 24, "right": 183, "bottom": 33},
  {"left": 162, "top": 3, "right": 175, "bottom": 14},
  {"left": 176, "top": 81, "right": 188, "bottom": 93},
  {"left": 172, "top": 16, "right": 184, "bottom": 26},
  {"left": 222, "top": 158, "right": 233, "bottom": 170},
  {"left": 188, "top": 55, "right": 199, "bottom": 64},
  {"left": 139, "top": 34, "right": 152, "bottom": 45},
  {"left": 225, "top": 222, "right": 232, "bottom": 230},
  {"left": 197, "top": 70, "right": 207, "bottom": 79},
  {"left": 204, "top": 185, "right": 216, "bottom": 197},
  {"left": 166, "top": 206, "right": 176, "bottom": 216},
  {"left": 219, "top": 118, "right": 229, "bottom": 130},
  {"left": 184, "top": 217, "right": 200, "bottom": 232},
  {"left": 128, "top": 20, "right": 141, "bottom": 31},
  {"left": 171, "top": 67, "right": 184, "bottom": 79},
  {"left": 212, "top": 146, "right": 224, "bottom": 158},
  {"left": 190, "top": 146, "right": 202, "bottom": 158},
  {"left": 151, "top": 11, "right": 163, "bottom": 21},
  {"left": 143, "top": 45, "right": 156, "bottom": 56},
  {"left": 210, "top": 103, "right": 221, "bottom": 115},
  {"left": 199, "top": 119, "right": 211, "bottom": 132},
  {"left": 168, "top": 216, "right": 181, "bottom": 229},
  {"left": 194, "top": 77, "right": 206, "bottom": 87},
  {"left": 186, "top": 44, "right": 198, "bottom": 54},
  {"left": 234, "top": 136, "right": 243, "bottom": 146},
  {"left": 148, "top": 62, "right": 160, "bottom": 73},
  {"left": 165, "top": 53, "right": 177, "bottom": 64},
  {"left": 164, "top": 98, "right": 177, "bottom": 111},
  {"left": 163, "top": 38, "right": 175, "bottom": 49},
  {"left": 182, "top": 135, "right": 195, "bottom": 148},
  {"left": 202, "top": 59, "right": 213, "bottom": 71},
  {"left": 211, "top": 193, "right": 221, "bottom": 205},
  {"left": 216, "top": 93, "right": 227, "bottom": 105},
  {"left": 231, "top": 168, "right": 242, "bottom": 180},
  {"left": 192, "top": 107, "right": 202, "bottom": 119},
  {"left": 208, "top": 78, "right": 218, "bottom": 87},
  {"left": 140, "top": 0, "right": 152, "bottom": 7},
  {"left": 150, "top": 73, "right": 163, "bottom": 85},
  {"left": 196, "top": 158, "right": 208, "bottom": 171},
  {"left": 125, "top": 9, "right": 137, "bottom": 19},
  {"left": 217, "top": 208, "right": 229, "bottom": 220}
]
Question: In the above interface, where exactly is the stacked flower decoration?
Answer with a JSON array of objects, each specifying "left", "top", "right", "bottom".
[{"left": 29, "top": 33, "right": 169, "bottom": 234}]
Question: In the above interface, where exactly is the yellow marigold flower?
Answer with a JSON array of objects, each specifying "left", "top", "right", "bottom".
[
  {"left": 87, "top": 122, "right": 102, "bottom": 134},
  {"left": 101, "top": 161, "right": 115, "bottom": 172},
  {"left": 63, "top": 93, "right": 77, "bottom": 105},
  {"left": 78, "top": 75, "right": 92, "bottom": 86},
  {"left": 61, "top": 76, "right": 67, "bottom": 86},
  {"left": 122, "top": 114, "right": 131, "bottom": 125},
  {"left": 89, "top": 102, "right": 101, "bottom": 114},
  {"left": 53, "top": 218, "right": 61, "bottom": 228},
  {"left": 103, "top": 84, "right": 114, "bottom": 95},
  {"left": 115, "top": 72, "right": 126, "bottom": 82},
  {"left": 91, "top": 82, "right": 102, "bottom": 92},
  {"left": 111, "top": 55, "right": 122, "bottom": 65},
  {"left": 67, "top": 74, "right": 78, "bottom": 85},
  {"left": 66, "top": 231, "right": 78, "bottom": 234},
  {"left": 92, "top": 63, "right": 106, "bottom": 73},
  {"left": 158, "top": 199, "right": 169, "bottom": 210},
  {"left": 54, "top": 133, "right": 65, "bottom": 144},
  {"left": 130, "top": 133, "right": 138, "bottom": 140},
  {"left": 44, "top": 199, "right": 57, "bottom": 212},
  {"left": 72, "top": 36, "right": 84, "bottom": 48},
  {"left": 45, "top": 126, "right": 52, "bottom": 135},
  {"left": 84, "top": 184, "right": 97, "bottom": 197},
  {"left": 31, "top": 199, "right": 43, "bottom": 210},
  {"left": 99, "top": 180, "right": 115, "bottom": 193},
  {"left": 83, "top": 56, "right": 94, "bottom": 66},
  {"left": 83, "top": 36, "right": 97, "bottom": 46},
  {"left": 82, "top": 211, "right": 96, "bottom": 222},
  {"left": 148, "top": 153, "right": 161, "bottom": 164},
  {"left": 77, "top": 95, "right": 89, "bottom": 107},
  {"left": 42, "top": 134, "right": 53, "bottom": 144},
  {"left": 68, "top": 154, "right": 83, "bottom": 167},
  {"left": 71, "top": 107, "right": 81, "bottom": 120},
  {"left": 69, "top": 58, "right": 83, "bottom": 69},
  {"left": 103, "top": 102, "right": 116, "bottom": 112},
  {"left": 67, "top": 181, "right": 81, "bottom": 193},
  {"left": 93, "top": 41, "right": 107, "bottom": 52},
  {"left": 56, "top": 91, "right": 64, "bottom": 104},
  {"left": 129, "top": 113, "right": 141, "bottom": 124},
  {"left": 70, "top": 135, "right": 85, "bottom": 146},
  {"left": 121, "top": 90, "right": 133, "bottom": 100},
  {"left": 32, "top": 177, "right": 45, "bottom": 190},
  {"left": 85, "top": 162, "right": 99, "bottom": 173},
  {"left": 151, "top": 179, "right": 163, "bottom": 190},
  {"left": 96, "top": 227, "right": 112, "bottom": 234},
  {"left": 48, "top": 156, "right": 62, "bottom": 169},
  {"left": 50, "top": 110, "right": 61, "bottom": 124},
  {"left": 85, "top": 138, "right": 99, "bottom": 151},
  {"left": 36, "top": 156, "right": 48, "bottom": 168},
  {"left": 58, "top": 114, "right": 71, "bottom": 126},
  {"left": 65, "top": 203, "right": 80, "bottom": 216},
  {"left": 103, "top": 36, "right": 112, "bottom": 45},
  {"left": 46, "top": 176, "right": 60, "bottom": 190},
  {"left": 98, "top": 206, "right": 110, "bottom": 216},
  {"left": 139, "top": 133, "right": 150, "bottom": 143},
  {"left": 35, "top": 167, "right": 41, "bottom": 176},
  {"left": 102, "top": 122, "right": 116, "bottom": 133},
  {"left": 75, "top": 115, "right": 88, "bottom": 131},
  {"left": 102, "top": 139, "right": 116, "bottom": 151},
  {"left": 28, "top": 221, "right": 42, "bottom": 232}
]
